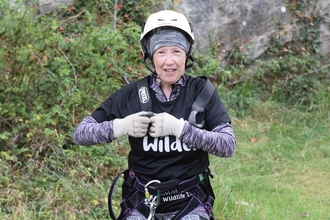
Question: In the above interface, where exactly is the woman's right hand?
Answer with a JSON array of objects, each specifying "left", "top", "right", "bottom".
[{"left": 113, "top": 111, "right": 151, "bottom": 138}]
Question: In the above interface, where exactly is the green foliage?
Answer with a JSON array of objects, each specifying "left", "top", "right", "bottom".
[
  {"left": 0, "top": 0, "right": 149, "bottom": 152},
  {"left": 192, "top": 49, "right": 231, "bottom": 82},
  {"left": 289, "top": 0, "right": 323, "bottom": 53},
  {"left": 0, "top": 0, "right": 155, "bottom": 218}
]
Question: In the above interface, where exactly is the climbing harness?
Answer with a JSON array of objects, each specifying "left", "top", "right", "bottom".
[{"left": 108, "top": 169, "right": 215, "bottom": 220}]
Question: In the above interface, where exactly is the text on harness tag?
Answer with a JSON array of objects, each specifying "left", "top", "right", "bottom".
[{"left": 139, "top": 86, "right": 149, "bottom": 104}]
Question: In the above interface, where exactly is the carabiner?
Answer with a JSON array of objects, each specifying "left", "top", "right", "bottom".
[{"left": 144, "top": 179, "right": 161, "bottom": 220}]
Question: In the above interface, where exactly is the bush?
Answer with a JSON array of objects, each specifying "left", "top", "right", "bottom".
[
  {"left": 0, "top": 0, "right": 155, "bottom": 218},
  {"left": 0, "top": 0, "right": 150, "bottom": 160}
]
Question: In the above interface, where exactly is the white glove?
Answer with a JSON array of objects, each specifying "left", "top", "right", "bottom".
[
  {"left": 149, "top": 113, "right": 185, "bottom": 138},
  {"left": 113, "top": 111, "right": 151, "bottom": 138}
]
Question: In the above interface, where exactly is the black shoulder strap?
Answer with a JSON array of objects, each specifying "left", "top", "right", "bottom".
[
  {"left": 136, "top": 76, "right": 152, "bottom": 111},
  {"left": 188, "top": 77, "right": 215, "bottom": 128}
]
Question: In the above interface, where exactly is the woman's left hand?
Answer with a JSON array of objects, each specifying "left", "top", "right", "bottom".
[{"left": 149, "top": 113, "right": 185, "bottom": 138}]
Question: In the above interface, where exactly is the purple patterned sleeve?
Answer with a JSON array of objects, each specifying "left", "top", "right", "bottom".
[
  {"left": 180, "top": 122, "right": 236, "bottom": 157},
  {"left": 73, "top": 116, "right": 115, "bottom": 146}
]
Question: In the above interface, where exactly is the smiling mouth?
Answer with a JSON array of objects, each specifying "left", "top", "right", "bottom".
[{"left": 164, "top": 69, "right": 176, "bottom": 72}]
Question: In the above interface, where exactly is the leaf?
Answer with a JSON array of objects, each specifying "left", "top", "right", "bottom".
[{"left": 250, "top": 137, "right": 257, "bottom": 143}]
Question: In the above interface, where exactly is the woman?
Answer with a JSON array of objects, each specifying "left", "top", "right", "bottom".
[{"left": 73, "top": 10, "right": 236, "bottom": 220}]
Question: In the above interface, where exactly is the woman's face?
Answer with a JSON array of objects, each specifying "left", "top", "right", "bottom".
[{"left": 153, "top": 46, "right": 186, "bottom": 85}]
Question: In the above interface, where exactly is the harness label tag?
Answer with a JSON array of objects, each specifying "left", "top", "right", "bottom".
[
  {"left": 162, "top": 192, "right": 191, "bottom": 202},
  {"left": 138, "top": 86, "right": 149, "bottom": 104}
]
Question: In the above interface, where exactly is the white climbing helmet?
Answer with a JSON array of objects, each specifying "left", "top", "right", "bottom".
[{"left": 140, "top": 10, "right": 195, "bottom": 59}]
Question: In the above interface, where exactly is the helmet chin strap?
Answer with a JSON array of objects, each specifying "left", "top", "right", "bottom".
[
  {"left": 144, "top": 57, "right": 156, "bottom": 73},
  {"left": 185, "top": 55, "right": 194, "bottom": 70}
]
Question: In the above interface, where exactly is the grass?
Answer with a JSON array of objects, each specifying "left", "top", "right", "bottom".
[{"left": 211, "top": 101, "right": 330, "bottom": 219}]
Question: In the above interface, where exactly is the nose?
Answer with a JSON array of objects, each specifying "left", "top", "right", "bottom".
[{"left": 164, "top": 54, "right": 174, "bottom": 65}]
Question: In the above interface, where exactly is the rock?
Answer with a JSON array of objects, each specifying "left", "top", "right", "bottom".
[
  {"left": 10, "top": 0, "right": 330, "bottom": 60},
  {"left": 173, "top": 0, "right": 330, "bottom": 64},
  {"left": 39, "top": 0, "right": 75, "bottom": 14}
]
